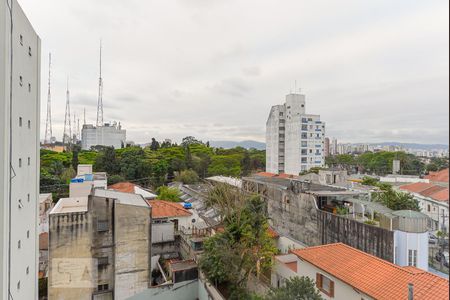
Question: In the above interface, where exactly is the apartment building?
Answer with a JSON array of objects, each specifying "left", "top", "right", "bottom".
[
  {"left": 266, "top": 92, "right": 325, "bottom": 175},
  {"left": 0, "top": 1, "right": 40, "bottom": 299},
  {"left": 272, "top": 243, "right": 448, "bottom": 300},
  {"left": 48, "top": 189, "right": 152, "bottom": 300}
]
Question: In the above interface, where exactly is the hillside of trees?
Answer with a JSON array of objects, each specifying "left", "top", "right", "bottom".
[{"left": 40, "top": 136, "right": 265, "bottom": 199}]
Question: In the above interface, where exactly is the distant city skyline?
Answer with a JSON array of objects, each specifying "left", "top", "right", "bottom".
[{"left": 20, "top": 0, "right": 449, "bottom": 145}]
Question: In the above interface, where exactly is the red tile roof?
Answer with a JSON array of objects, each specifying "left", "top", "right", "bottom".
[
  {"left": 256, "top": 172, "right": 299, "bottom": 179},
  {"left": 425, "top": 168, "right": 449, "bottom": 183},
  {"left": 147, "top": 200, "right": 192, "bottom": 218},
  {"left": 108, "top": 182, "right": 136, "bottom": 193},
  {"left": 291, "top": 243, "right": 449, "bottom": 300},
  {"left": 268, "top": 227, "right": 280, "bottom": 238},
  {"left": 400, "top": 183, "right": 449, "bottom": 202}
]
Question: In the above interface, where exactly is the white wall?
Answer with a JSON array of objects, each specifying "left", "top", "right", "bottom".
[
  {"left": 152, "top": 222, "right": 175, "bottom": 243},
  {"left": 0, "top": 1, "right": 40, "bottom": 299},
  {"left": 394, "top": 231, "right": 428, "bottom": 271}
]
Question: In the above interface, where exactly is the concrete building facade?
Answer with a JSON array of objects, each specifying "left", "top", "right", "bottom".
[
  {"left": 81, "top": 122, "right": 126, "bottom": 150},
  {"left": 266, "top": 93, "right": 325, "bottom": 175},
  {"left": 48, "top": 189, "right": 152, "bottom": 300},
  {"left": 0, "top": 1, "right": 40, "bottom": 299}
]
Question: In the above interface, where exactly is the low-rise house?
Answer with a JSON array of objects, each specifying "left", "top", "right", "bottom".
[
  {"left": 272, "top": 243, "right": 449, "bottom": 300},
  {"left": 149, "top": 200, "right": 194, "bottom": 257},
  {"left": 109, "top": 181, "right": 157, "bottom": 200},
  {"left": 399, "top": 182, "right": 449, "bottom": 231},
  {"left": 425, "top": 168, "right": 449, "bottom": 187},
  {"left": 39, "top": 232, "right": 49, "bottom": 279}
]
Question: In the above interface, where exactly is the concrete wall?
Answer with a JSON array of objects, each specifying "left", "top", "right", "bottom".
[
  {"left": 114, "top": 203, "right": 151, "bottom": 300},
  {"left": 152, "top": 222, "right": 175, "bottom": 244},
  {"left": 0, "top": 1, "right": 40, "bottom": 298},
  {"left": 48, "top": 212, "right": 95, "bottom": 300},
  {"left": 243, "top": 178, "right": 395, "bottom": 262},
  {"left": 394, "top": 231, "right": 428, "bottom": 271}
]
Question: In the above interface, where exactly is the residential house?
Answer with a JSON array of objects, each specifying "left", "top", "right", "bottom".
[
  {"left": 399, "top": 182, "right": 449, "bottom": 231},
  {"left": 149, "top": 200, "right": 194, "bottom": 257},
  {"left": 272, "top": 243, "right": 449, "bottom": 300},
  {"left": 39, "top": 193, "right": 54, "bottom": 233},
  {"left": 425, "top": 168, "right": 449, "bottom": 187}
]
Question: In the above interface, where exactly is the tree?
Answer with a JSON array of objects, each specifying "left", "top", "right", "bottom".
[
  {"left": 241, "top": 152, "right": 252, "bottom": 176},
  {"left": 200, "top": 184, "right": 277, "bottom": 298},
  {"left": 175, "top": 169, "right": 200, "bottom": 184},
  {"left": 375, "top": 189, "right": 420, "bottom": 211},
  {"left": 181, "top": 136, "right": 202, "bottom": 147},
  {"left": 94, "top": 146, "right": 119, "bottom": 175},
  {"left": 71, "top": 145, "right": 80, "bottom": 171},
  {"left": 151, "top": 160, "right": 169, "bottom": 187},
  {"left": 150, "top": 138, "right": 160, "bottom": 151},
  {"left": 265, "top": 277, "right": 323, "bottom": 300},
  {"left": 108, "top": 174, "right": 125, "bottom": 185},
  {"left": 156, "top": 186, "right": 182, "bottom": 202}
]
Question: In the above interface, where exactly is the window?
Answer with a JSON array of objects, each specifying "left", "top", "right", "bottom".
[
  {"left": 18, "top": 199, "right": 23, "bottom": 209},
  {"left": 301, "top": 125, "right": 308, "bottom": 131},
  {"left": 19, "top": 76, "right": 23, "bottom": 86},
  {"left": 428, "top": 204, "right": 431, "bottom": 212},
  {"left": 97, "top": 257, "right": 109, "bottom": 267},
  {"left": 28, "top": 46, "right": 32, "bottom": 56},
  {"left": 28, "top": 120, "right": 31, "bottom": 129},
  {"left": 28, "top": 83, "right": 31, "bottom": 92},
  {"left": 19, "top": 117, "right": 22, "bottom": 127},
  {"left": 408, "top": 249, "right": 417, "bottom": 267},
  {"left": 301, "top": 104, "right": 304, "bottom": 108},
  {"left": 19, "top": 158, "right": 22, "bottom": 167},
  {"left": 98, "top": 284, "right": 109, "bottom": 291},
  {"left": 27, "top": 157, "right": 30, "bottom": 165},
  {"left": 301, "top": 141, "right": 307, "bottom": 147},
  {"left": 27, "top": 230, "right": 30, "bottom": 238},
  {"left": 301, "top": 149, "right": 307, "bottom": 155},
  {"left": 27, "top": 194, "right": 30, "bottom": 202},
  {"left": 97, "top": 220, "right": 109, "bottom": 232},
  {"left": 17, "top": 281, "right": 20, "bottom": 290},
  {"left": 316, "top": 273, "right": 334, "bottom": 297},
  {"left": 19, "top": 35, "right": 23, "bottom": 45},
  {"left": 301, "top": 157, "right": 307, "bottom": 163},
  {"left": 26, "top": 267, "right": 29, "bottom": 274},
  {"left": 18, "top": 240, "right": 21, "bottom": 249}
]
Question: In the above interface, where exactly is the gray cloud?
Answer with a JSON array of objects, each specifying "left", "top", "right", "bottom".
[{"left": 19, "top": 0, "right": 449, "bottom": 144}]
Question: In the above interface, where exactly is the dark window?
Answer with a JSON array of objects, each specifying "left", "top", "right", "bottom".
[
  {"left": 19, "top": 117, "right": 22, "bottom": 127},
  {"left": 97, "top": 257, "right": 108, "bottom": 267},
  {"left": 19, "top": 76, "right": 23, "bottom": 86},
  {"left": 19, "top": 35, "right": 23, "bottom": 45},
  {"left": 98, "top": 284, "right": 109, "bottom": 291},
  {"left": 28, "top": 46, "right": 32, "bottom": 56},
  {"left": 97, "top": 220, "right": 109, "bottom": 232},
  {"left": 316, "top": 273, "right": 334, "bottom": 297},
  {"left": 28, "top": 120, "right": 31, "bottom": 129},
  {"left": 28, "top": 83, "right": 31, "bottom": 92}
]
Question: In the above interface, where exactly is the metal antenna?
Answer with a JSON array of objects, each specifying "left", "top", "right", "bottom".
[
  {"left": 77, "top": 117, "right": 80, "bottom": 140},
  {"left": 73, "top": 112, "right": 77, "bottom": 143},
  {"left": 96, "top": 40, "right": 104, "bottom": 127},
  {"left": 63, "top": 77, "right": 72, "bottom": 146},
  {"left": 44, "top": 53, "right": 53, "bottom": 144}
]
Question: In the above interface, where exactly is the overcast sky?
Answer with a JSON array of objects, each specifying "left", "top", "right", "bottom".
[{"left": 20, "top": 0, "right": 449, "bottom": 145}]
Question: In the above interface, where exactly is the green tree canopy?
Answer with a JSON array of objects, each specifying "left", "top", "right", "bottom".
[
  {"left": 156, "top": 186, "right": 182, "bottom": 202},
  {"left": 265, "top": 277, "right": 323, "bottom": 300}
]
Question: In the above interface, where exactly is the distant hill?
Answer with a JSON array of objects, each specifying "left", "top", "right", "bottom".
[{"left": 210, "top": 140, "right": 266, "bottom": 150}]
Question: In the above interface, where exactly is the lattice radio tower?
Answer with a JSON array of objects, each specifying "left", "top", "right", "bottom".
[
  {"left": 96, "top": 41, "right": 104, "bottom": 127},
  {"left": 63, "top": 78, "right": 71, "bottom": 146},
  {"left": 44, "top": 53, "right": 53, "bottom": 144}
]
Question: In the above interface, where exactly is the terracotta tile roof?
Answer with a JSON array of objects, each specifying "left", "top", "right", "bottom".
[
  {"left": 256, "top": 172, "right": 299, "bottom": 179},
  {"left": 147, "top": 200, "right": 192, "bottom": 218},
  {"left": 400, "top": 182, "right": 434, "bottom": 193},
  {"left": 108, "top": 182, "right": 136, "bottom": 193},
  {"left": 291, "top": 243, "right": 449, "bottom": 300},
  {"left": 425, "top": 168, "right": 449, "bottom": 183},
  {"left": 400, "top": 183, "right": 449, "bottom": 202},
  {"left": 39, "top": 232, "right": 48, "bottom": 250}
]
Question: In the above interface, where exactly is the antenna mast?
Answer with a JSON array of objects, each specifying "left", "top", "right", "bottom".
[
  {"left": 63, "top": 78, "right": 72, "bottom": 146},
  {"left": 83, "top": 108, "right": 86, "bottom": 125},
  {"left": 44, "top": 53, "right": 53, "bottom": 144},
  {"left": 96, "top": 40, "right": 104, "bottom": 127}
]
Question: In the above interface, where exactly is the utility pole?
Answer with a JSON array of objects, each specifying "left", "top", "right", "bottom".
[
  {"left": 96, "top": 40, "right": 104, "bottom": 127},
  {"left": 44, "top": 53, "right": 53, "bottom": 144}
]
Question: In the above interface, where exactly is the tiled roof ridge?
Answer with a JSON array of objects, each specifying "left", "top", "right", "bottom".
[{"left": 151, "top": 199, "right": 192, "bottom": 216}]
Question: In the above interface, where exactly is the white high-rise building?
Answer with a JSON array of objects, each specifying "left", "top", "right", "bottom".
[
  {"left": 266, "top": 93, "right": 325, "bottom": 175},
  {"left": 1, "top": 1, "right": 40, "bottom": 299}
]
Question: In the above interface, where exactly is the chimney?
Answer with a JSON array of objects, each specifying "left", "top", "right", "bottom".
[{"left": 408, "top": 283, "right": 414, "bottom": 300}]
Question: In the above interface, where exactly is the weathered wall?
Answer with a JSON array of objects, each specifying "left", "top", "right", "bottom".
[
  {"left": 243, "top": 178, "right": 394, "bottom": 262},
  {"left": 114, "top": 202, "right": 151, "bottom": 300},
  {"left": 48, "top": 212, "right": 94, "bottom": 300}
]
